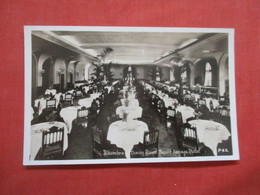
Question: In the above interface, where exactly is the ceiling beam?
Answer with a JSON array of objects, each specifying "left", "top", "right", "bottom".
[
  {"left": 32, "top": 31, "right": 97, "bottom": 61},
  {"left": 154, "top": 33, "right": 218, "bottom": 63}
]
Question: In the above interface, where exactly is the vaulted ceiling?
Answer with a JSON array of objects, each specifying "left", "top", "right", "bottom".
[{"left": 32, "top": 29, "right": 228, "bottom": 65}]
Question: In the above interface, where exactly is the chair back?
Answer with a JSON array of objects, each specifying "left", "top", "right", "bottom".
[
  {"left": 75, "top": 90, "right": 82, "bottom": 97},
  {"left": 182, "top": 123, "right": 199, "bottom": 150},
  {"left": 198, "top": 99, "right": 206, "bottom": 106},
  {"left": 59, "top": 95, "right": 64, "bottom": 102},
  {"left": 175, "top": 111, "right": 183, "bottom": 127},
  {"left": 92, "top": 126, "right": 103, "bottom": 158},
  {"left": 143, "top": 130, "right": 159, "bottom": 157},
  {"left": 76, "top": 107, "right": 89, "bottom": 126},
  {"left": 142, "top": 114, "right": 153, "bottom": 128},
  {"left": 77, "top": 107, "right": 89, "bottom": 118},
  {"left": 96, "top": 98, "right": 101, "bottom": 108},
  {"left": 65, "top": 93, "right": 72, "bottom": 101},
  {"left": 219, "top": 107, "right": 230, "bottom": 116},
  {"left": 42, "top": 127, "right": 64, "bottom": 159},
  {"left": 219, "top": 96, "right": 225, "bottom": 102},
  {"left": 157, "top": 99, "right": 164, "bottom": 108},
  {"left": 167, "top": 107, "right": 176, "bottom": 118},
  {"left": 46, "top": 99, "right": 56, "bottom": 108}
]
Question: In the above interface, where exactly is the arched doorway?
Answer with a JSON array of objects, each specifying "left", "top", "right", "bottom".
[
  {"left": 67, "top": 61, "right": 75, "bottom": 89},
  {"left": 123, "top": 66, "right": 136, "bottom": 80},
  {"left": 218, "top": 55, "right": 229, "bottom": 95},
  {"left": 42, "top": 58, "right": 53, "bottom": 91},
  {"left": 194, "top": 58, "right": 218, "bottom": 87}
]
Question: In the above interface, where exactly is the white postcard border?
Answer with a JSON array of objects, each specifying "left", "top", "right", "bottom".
[{"left": 23, "top": 26, "right": 239, "bottom": 165}]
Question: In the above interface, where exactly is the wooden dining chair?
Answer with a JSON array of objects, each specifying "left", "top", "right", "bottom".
[
  {"left": 46, "top": 99, "right": 56, "bottom": 109},
  {"left": 41, "top": 127, "right": 64, "bottom": 160},
  {"left": 157, "top": 99, "right": 164, "bottom": 113},
  {"left": 92, "top": 125, "right": 104, "bottom": 159},
  {"left": 143, "top": 129, "right": 159, "bottom": 157},
  {"left": 209, "top": 100, "right": 215, "bottom": 112},
  {"left": 175, "top": 111, "right": 184, "bottom": 148},
  {"left": 198, "top": 99, "right": 206, "bottom": 107},
  {"left": 217, "top": 106, "right": 231, "bottom": 131},
  {"left": 95, "top": 98, "right": 101, "bottom": 113},
  {"left": 166, "top": 107, "right": 176, "bottom": 131},
  {"left": 77, "top": 107, "right": 89, "bottom": 127},
  {"left": 75, "top": 90, "right": 83, "bottom": 98},
  {"left": 41, "top": 99, "right": 57, "bottom": 121},
  {"left": 63, "top": 93, "right": 73, "bottom": 107},
  {"left": 181, "top": 123, "right": 199, "bottom": 155},
  {"left": 219, "top": 96, "right": 226, "bottom": 105}
]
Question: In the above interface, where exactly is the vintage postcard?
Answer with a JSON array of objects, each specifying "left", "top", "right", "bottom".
[{"left": 23, "top": 26, "right": 239, "bottom": 165}]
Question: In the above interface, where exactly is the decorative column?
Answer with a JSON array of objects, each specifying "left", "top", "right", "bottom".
[{"left": 73, "top": 61, "right": 80, "bottom": 85}]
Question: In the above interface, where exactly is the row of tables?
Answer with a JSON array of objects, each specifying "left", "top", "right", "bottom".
[
  {"left": 31, "top": 82, "right": 231, "bottom": 160},
  {"left": 107, "top": 85, "right": 147, "bottom": 159},
  {"left": 31, "top": 87, "right": 103, "bottom": 160},
  {"left": 141, "top": 80, "right": 231, "bottom": 156}
]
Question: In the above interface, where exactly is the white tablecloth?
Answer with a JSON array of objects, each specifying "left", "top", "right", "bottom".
[
  {"left": 54, "top": 93, "right": 64, "bottom": 107},
  {"left": 34, "top": 98, "right": 47, "bottom": 115},
  {"left": 60, "top": 106, "right": 82, "bottom": 133},
  {"left": 66, "top": 89, "right": 75, "bottom": 94},
  {"left": 176, "top": 105, "right": 195, "bottom": 123},
  {"left": 45, "top": 89, "right": 57, "bottom": 95},
  {"left": 144, "top": 83, "right": 153, "bottom": 91},
  {"left": 205, "top": 98, "right": 219, "bottom": 110},
  {"left": 192, "top": 94, "right": 201, "bottom": 101},
  {"left": 30, "top": 121, "right": 68, "bottom": 160},
  {"left": 121, "top": 99, "right": 139, "bottom": 107},
  {"left": 107, "top": 120, "right": 149, "bottom": 158},
  {"left": 77, "top": 93, "right": 101, "bottom": 108},
  {"left": 116, "top": 106, "right": 143, "bottom": 120},
  {"left": 123, "top": 86, "right": 129, "bottom": 91},
  {"left": 78, "top": 98, "right": 93, "bottom": 108},
  {"left": 163, "top": 97, "right": 178, "bottom": 107},
  {"left": 74, "top": 83, "right": 85, "bottom": 88},
  {"left": 90, "top": 93, "right": 101, "bottom": 99},
  {"left": 188, "top": 119, "right": 231, "bottom": 156},
  {"left": 82, "top": 86, "right": 90, "bottom": 92},
  {"left": 126, "top": 93, "right": 136, "bottom": 100}
]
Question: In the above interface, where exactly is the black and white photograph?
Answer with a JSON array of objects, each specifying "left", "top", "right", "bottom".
[{"left": 23, "top": 26, "right": 239, "bottom": 165}]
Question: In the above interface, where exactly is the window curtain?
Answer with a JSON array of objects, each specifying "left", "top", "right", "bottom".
[{"left": 204, "top": 62, "right": 212, "bottom": 86}]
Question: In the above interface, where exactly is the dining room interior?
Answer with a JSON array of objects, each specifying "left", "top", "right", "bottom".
[{"left": 29, "top": 29, "right": 232, "bottom": 161}]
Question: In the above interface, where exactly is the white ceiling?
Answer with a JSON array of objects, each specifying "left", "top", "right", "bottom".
[{"left": 33, "top": 30, "right": 228, "bottom": 65}]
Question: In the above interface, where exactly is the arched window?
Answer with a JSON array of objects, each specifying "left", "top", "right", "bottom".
[{"left": 204, "top": 62, "right": 212, "bottom": 86}]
